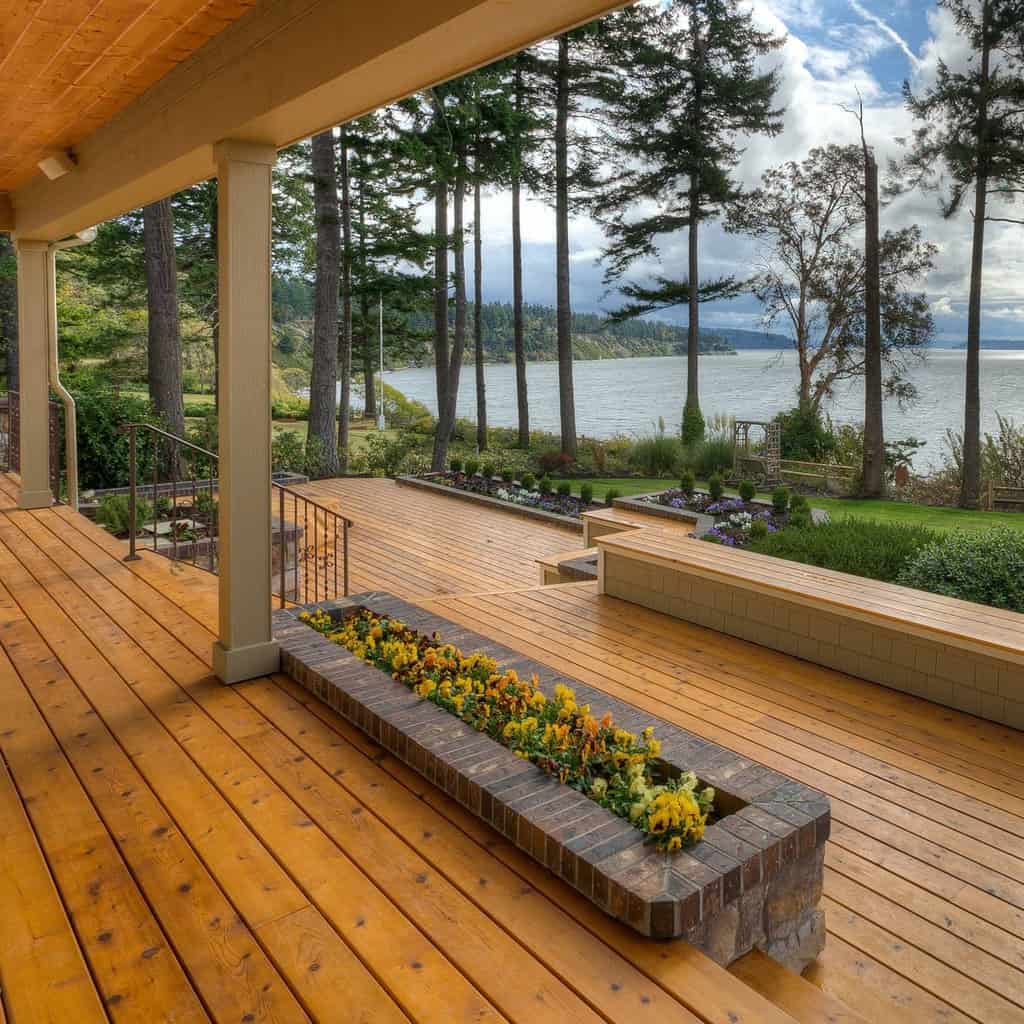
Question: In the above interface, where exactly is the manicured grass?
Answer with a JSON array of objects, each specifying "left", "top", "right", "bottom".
[{"left": 578, "top": 477, "right": 1024, "bottom": 534}]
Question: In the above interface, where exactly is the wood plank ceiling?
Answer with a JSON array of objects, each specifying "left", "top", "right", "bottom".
[{"left": 0, "top": 0, "right": 257, "bottom": 194}]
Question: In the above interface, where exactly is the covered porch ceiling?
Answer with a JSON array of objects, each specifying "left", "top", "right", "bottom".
[{"left": 2, "top": 0, "right": 626, "bottom": 240}]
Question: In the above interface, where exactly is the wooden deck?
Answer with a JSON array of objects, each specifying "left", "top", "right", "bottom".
[{"left": 0, "top": 474, "right": 1022, "bottom": 1024}]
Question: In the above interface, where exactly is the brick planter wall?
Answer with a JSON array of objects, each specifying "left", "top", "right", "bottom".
[{"left": 275, "top": 592, "right": 829, "bottom": 970}]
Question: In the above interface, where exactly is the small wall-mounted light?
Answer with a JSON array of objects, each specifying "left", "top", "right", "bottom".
[{"left": 37, "top": 149, "right": 77, "bottom": 181}]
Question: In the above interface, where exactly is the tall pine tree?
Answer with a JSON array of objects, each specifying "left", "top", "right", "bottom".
[
  {"left": 596, "top": 0, "right": 784, "bottom": 442},
  {"left": 900, "top": 0, "right": 1024, "bottom": 507}
]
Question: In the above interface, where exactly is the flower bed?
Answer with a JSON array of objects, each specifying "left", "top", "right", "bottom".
[
  {"left": 277, "top": 593, "right": 829, "bottom": 967},
  {"left": 641, "top": 488, "right": 789, "bottom": 546},
  {"left": 301, "top": 606, "right": 714, "bottom": 851},
  {"left": 431, "top": 471, "right": 599, "bottom": 519}
]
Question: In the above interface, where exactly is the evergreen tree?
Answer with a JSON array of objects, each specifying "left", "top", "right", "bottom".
[
  {"left": 307, "top": 129, "right": 340, "bottom": 477},
  {"left": 338, "top": 125, "right": 354, "bottom": 471},
  {"left": 900, "top": 0, "right": 1024, "bottom": 507},
  {"left": 596, "top": 0, "right": 784, "bottom": 442}
]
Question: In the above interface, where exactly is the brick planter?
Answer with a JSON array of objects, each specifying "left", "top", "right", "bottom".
[{"left": 275, "top": 593, "right": 828, "bottom": 970}]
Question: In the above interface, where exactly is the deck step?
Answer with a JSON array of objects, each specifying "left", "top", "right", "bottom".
[{"left": 729, "top": 950, "right": 868, "bottom": 1024}]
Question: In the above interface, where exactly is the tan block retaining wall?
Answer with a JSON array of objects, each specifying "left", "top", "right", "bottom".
[{"left": 602, "top": 551, "right": 1024, "bottom": 730}]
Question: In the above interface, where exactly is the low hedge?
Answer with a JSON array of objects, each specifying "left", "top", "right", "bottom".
[{"left": 746, "top": 517, "right": 940, "bottom": 584}]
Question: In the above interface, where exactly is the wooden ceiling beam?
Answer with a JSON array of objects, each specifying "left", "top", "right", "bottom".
[{"left": 10, "top": 0, "right": 625, "bottom": 240}]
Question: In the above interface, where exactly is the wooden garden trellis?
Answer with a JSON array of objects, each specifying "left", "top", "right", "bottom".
[{"left": 732, "top": 420, "right": 781, "bottom": 484}]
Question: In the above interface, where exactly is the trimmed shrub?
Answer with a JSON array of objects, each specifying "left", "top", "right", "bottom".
[
  {"left": 787, "top": 507, "right": 813, "bottom": 529},
  {"left": 501, "top": 468, "right": 514, "bottom": 483},
  {"left": 738, "top": 480, "right": 756, "bottom": 502},
  {"left": 749, "top": 519, "right": 770, "bottom": 541},
  {"left": 538, "top": 474, "right": 553, "bottom": 496},
  {"left": 449, "top": 456, "right": 463, "bottom": 474},
  {"left": 771, "top": 486, "right": 790, "bottom": 513},
  {"left": 898, "top": 528, "right": 1024, "bottom": 611},
  {"left": 604, "top": 488, "right": 621, "bottom": 505},
  {"left": 464, "top": 458, "right": 480, "bottom": 477},
  {"left": 747, "top": 518, "right": 940, "bottom": 584},
  {"left": 481, "top": 461, "right": 496, "bottom": 479},
  {"left": 681, "top": 399, "right": 705, "bottom": 445},
  {"left": 96, "top": 494, "right": 152, "bottom": 537},
  {"left": 629, "top": 433, "right": 683, "bottom": 477},
  {"left": 520, "top": 472, "right": 536, "bottom": 491},
  {"left": 557, "top": 481, "right": 572, "bottom": 497},
  {"left": 579, "top": 482, "right": 594, "bottom": 505},
  {"left": 789, "top": 492, "right": 808, "bottom": 511},
  {"left": 708, "top": 473, "right": 724, "bottom": 500},
  {"left": 774, "top": 405, "right": 836, "bottom": 462},
  {"left": 680, "top": 469, "right": 696, "bottom": 493}
]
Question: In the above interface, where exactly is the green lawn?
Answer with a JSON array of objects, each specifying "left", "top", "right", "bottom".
[{"left": 579, "top": 477, "right": 1024, "bottom": 534}]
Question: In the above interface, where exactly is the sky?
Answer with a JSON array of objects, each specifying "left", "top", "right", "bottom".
[{"left": 470, "top": 0, "right": 1024, "bottom": 343}]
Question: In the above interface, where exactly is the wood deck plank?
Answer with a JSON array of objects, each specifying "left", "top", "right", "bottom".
[{"left": 2, "top": 476, "right": 1023, "bottom": 1024}]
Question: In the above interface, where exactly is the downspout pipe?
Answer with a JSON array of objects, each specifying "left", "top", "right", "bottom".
[{"left": 46, "top": 227, "right": 96, "bottom": 511}]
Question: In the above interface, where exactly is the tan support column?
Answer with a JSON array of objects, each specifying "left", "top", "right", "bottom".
[
  {"left": 15, "top": 239, "right": 52, "bottom": 509},
  {"left": 211, "top": 140, "right": 280, "bottom": 683}
]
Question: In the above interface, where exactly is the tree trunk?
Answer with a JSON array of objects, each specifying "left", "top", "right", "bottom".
[
  {"left": 961, "top": 0, "right": 990, "bottom": 509},
  {"left": 861, "top": 151, "right": 885, "bottom": 498},
  {"left": 357, "top": 186, "right": 376, "bottom": 422},
  {"left": 307, "top": 130, "right": 340, "bottom": 478},
  {"left": 337, "top": 128, "right": 353, "bottom": 472},
  {"left": 142, "top": 199, "right": 185, "bottom": 443},
  {"left": 443, "top": 148, "right": 468, "bottom": 440},
  {"left": 0, "top": 234, "right": 17, "bottom": 391},
  {"left": 474, "top": 175, "right": 487, "bottom": 450},
  {"left": 512, "top": 58, "right": 530, "bottom": 448},
  {"left": 208, "top": 184, "right": 219, "bottom": 408},
  {"left": 555, "top": 34, "right": 577, "bottom": 459},
  {"left": 430, "top": 172, "right": 450, "bottom": 471},
  {"left": 361, "top": 295, "right": 374, "bottom": 420},
  {"left": 681, "top": 185, "right": 703, "bottom": 442}
]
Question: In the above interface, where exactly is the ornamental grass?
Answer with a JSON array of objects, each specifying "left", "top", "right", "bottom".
[{"left": 300, "top": 607, "right": 714, "bottom": 851}]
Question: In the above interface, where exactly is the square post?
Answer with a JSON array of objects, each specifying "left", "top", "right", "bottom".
[
  {"left": 15, "top": 239, "right": 53, "bottom": 509},
  {"left": 211, "top": 140, "right": 280, "bottom": 683}
]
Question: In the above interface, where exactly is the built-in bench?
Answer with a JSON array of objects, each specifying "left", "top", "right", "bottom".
[
  {"left": 597, "top": 529, "right": 1024, "bottom": 729},
  {"left": 581, "top": 503, "right": 698, "bottom": 546}
]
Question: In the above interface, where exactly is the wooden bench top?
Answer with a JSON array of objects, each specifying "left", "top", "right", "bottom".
[
  {"left": 597, "top": 527, "right": 1024, "bottom": 664},
  {"left": 582, "top": 504, "right": 697, "bottom": 530}
]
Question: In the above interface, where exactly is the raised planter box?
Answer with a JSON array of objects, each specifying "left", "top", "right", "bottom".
[
  {"left": 275, "top": 592, "right": 829, "bottom": 970},
  {"left": 613, "top": 492, "right": 828, "bottom": 534},
  {"left": 396, "top": 475, "right": 584, "bottom": 532}
]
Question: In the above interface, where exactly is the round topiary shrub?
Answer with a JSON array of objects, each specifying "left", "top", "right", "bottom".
[
  {"left": 789, "top": 492, "right": 808, "bottom": 511},
  {"left": 787, "top": 507, "right": 813, "bottom": 529},
  {"left": 538, "top": 475, "right": 553, "bottom": 496},
  {"left": 481, "top": 461, "right": 496, "bottom": 479},
  {"left": 464, "top": 458, "right": 480, "bottom": 477},
  {"left": 557, "top": 481, "right": 572, "bottom": 497},
  {"left": 604, "top": 488, "right": 621, "bottom": 505},
  {"left": 738, "top": 480, "right": 756, "bottom": 502},
  {"left": 898, "top": 528, "right": 1024, "bottom": 611},
  {"left": 708, "top": 473, "right": 724, "bottom": 500},
  {"left": 680, "top": 469, "right": 696, "bottom": 493},
  {"left": 771, "top": 485, "right": 790, "bottom": 513},
  {"left": 520, "top": 472, "right": 536, "bottom": 491},
  {"left": 449, "top": 456, "right": 462, "bottom": 474},
  {"left": 579, "top": 482, "right": 594, "bottom": 505},
  {"left": 501, "top": 468, "right": 514, "bottom": 483}
]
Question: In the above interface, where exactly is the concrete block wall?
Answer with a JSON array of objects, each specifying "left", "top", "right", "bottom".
[{"left": 602, "top": 551, "right": 1024, "bottom": 730}]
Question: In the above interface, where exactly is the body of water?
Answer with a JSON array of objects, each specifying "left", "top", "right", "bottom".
[{"left": 374, "top": 349, "right": 1024, "bottom": 470}]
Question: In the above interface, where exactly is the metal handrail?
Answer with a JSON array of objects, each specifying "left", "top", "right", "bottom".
[{"left": 122, "top": 422, "right": 351, "bottom": 606}]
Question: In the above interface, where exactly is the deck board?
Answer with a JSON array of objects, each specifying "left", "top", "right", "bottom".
[{"left": 0, "top": 477, "right": 1021, "bottom": 1024}]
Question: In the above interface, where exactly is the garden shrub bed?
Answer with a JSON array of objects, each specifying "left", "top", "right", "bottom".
[
  {"left": 276, "top": 592, "right": 829, "bottom": 968},
  {"left": 428, "top": 469, "right": 600, "bottom": 518}
]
